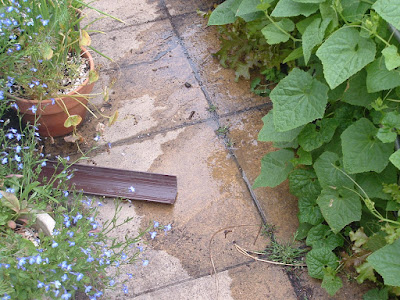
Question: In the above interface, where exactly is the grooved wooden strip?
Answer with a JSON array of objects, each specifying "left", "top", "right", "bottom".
[{"left": 39, "top": 162, "right": 177, "bottom": 204}]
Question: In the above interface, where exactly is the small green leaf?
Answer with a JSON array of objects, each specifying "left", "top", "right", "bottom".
[
  {"left": 316, "top": 27, "right": 376, "bottom": 89},
  {"left": 363, "top": 288, "right": 389, "bottom": 300},
  {"left": 293, "top": 0, "right": 324, "bottom": 2},
  {"left": 314, "top": 151, "right": 354, "bottom": 189},
  {"left": 296, "top": 222, "right": 313, "bottom": 240},
  {"left": 317, "top": 187, "right": 362, "bottom": 234},
  {"left": 306, "top": 248, "right": 339, "bottom": 279},
  {"left": 283, "top": 47, "right": 303, "bottom": 63},
  {"left": 372, "top": 0, "right": 400, "bottom": 31},
  {"left": 292, "top": 147, "right": 312, "bottom": 166},
  {"left": 389, "top": 149, "right": 400, "bottom": 170},
  {"left": 366, "top": 57, "right": 400, "bottom": 92},
  {"left": 342, "top": 70, "right": 378, "bottom": 107},
  {"left": 298, "top": 119, "right": 338, "bottom": 152},
  {"left": 258, "top": 111, "right": 304, "bottom": 143},
  {"left": 271, "top": 0, "right": 319, "bottom": 17},
  {"left": 270, "top": 68, "right": 329, "bottom": 132},
  {"left": 321, "top": 268, "right": 343, "bottom": 296},
  {"left": 298, "top": 195, "right": 324, "bottom": 225},
  {"left": 367, "top": 238, "right": 400, "bottom": 286},
  {"left": 382, "top": 45, "right": 400, "bottom": 71},
  {"left": 64, "top": 115, "right": 82, "bottom": 128},
  {"left": 357, "top": 262, "right": 377, "bottom": 284},
  {"left": 207, "top": 0, "right": 242, "bottom": 25},
  {"left": 306, "top": 224, "right": 344, "bottom": 250},
  {"left": 253, "top": 150, "right": 294, "bottom": 188},
  {"left": 261, "top": 19, "right": 295, "bottom": 45},
  {"left": 377, "top": 128, "right": 397, "bottom": 143},
  {"left": 341, "top": 118, "right": 393, "bottom": 174},
  {"left": 289, "top": 168, "right": 321, "bottom": 198}
]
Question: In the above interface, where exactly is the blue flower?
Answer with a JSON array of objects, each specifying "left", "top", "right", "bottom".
[
  {"left": 14, "top": 44, "right": 21, "bottom": 51},
  {"left": 51, "top": 98, "right": 56, "bottom": 105},
  {"left": 14, "top": 145, "right": 21, "bottom": 153},
  {"left": 72, "top": 213, "right": 82, "bottom": 223},
  {"left": 41, "top": 19, "right": 49, "bottom": 26},
  {"left": 35, "top": 255, "right": 43, "bottom": 264},
  {"left": 14, "top": 154, "right": 21, "bottom": 162},
  {"left": 121, "top": 252, "right": 128, "bottom": 260},
  {"left": 94, "top": 291, "right": 103, "bottom": 298},
  {"left": 142, "top": 259, "right": 149, "bottom": 266},
  {"left": 85, "top": 285, "right": 92, "bottom": 293},
  {"left": 17, "top": 257, "right": 27, "bottom": 267},
  {"left": 2, "top": 264, "right": 10, "bottom": 269},
  {"left": 93, "top": 135, "right": 100, "bottom": 141},
  {"left": 54, "top": 290, "right": 60, "bottom": 297},
  {"left": 122, "top": 284, "right": 129, "bottom": 294},
  {"left": 52, "top": 240, "right": 58, "bottom": 248},
  {"left": 41, "top": 161, "right": 47, "bottom": 167},
  {"left": 154, "top": 221, "right": 159, "bottom": 228},
  {"left": 67, "top": 231, "right": 74, "bottom": 238},
  {"left": 68, "top": 241, "right": 75, "bottom": 247},
  {"left": 64, "top": 220, "right": 71, "bottom": 228},
  {"left": 53, "top": 280, "right": 61, "bottom": 289},
  {"left": 5, "top": 133, "right": 13, "bottom": 139},
  {"left": 109, "top": 279, "right": 115, "bottom": 286},
  {"left": 164, "top": 224, "right": 172, "bottom": 232},
  {"left": 61, "top": 274, "right": 68, "bottom": 282},
  {"left": 129, "top": 186, "right": 135, "bottom": 192},
  {"left": 5, "top": 188, "right": 14, "bottom": 193},
  {"left": 2, "top": 157, "right": 7, "bottom": 164},
  {"left": 37, "top": 281, "right": 45, "bottom": 288},
  {"left": 76, "top": 273, "right": 84, "bottom": 281},
  {"left": 30, "top": 67, "right": 37, "bottom": 72},
  {"left": 150, "top": 231, "right": 157, "bottom": 239},
  {"left": 2, "top": 293, "right": 11, "bottom": 300},
  {"left": 61, "top": 291, "right": 71, "bottom": 300},
  {"left": 63, "top": 191, "right": 69, "bottom": 197},
  {"left": 28, "top": 105, "right": 37, "bottom": 113},
  {"left": 104, "top": 249, "right": 112, "bottom": 258},
  {"left": 53, "top": 229, "right": 60, "bottom": 235},
  {"left": 86, "top": 255, "right": 94, "bottom": 263},
  {"left": 127, "top": 273, "right": 133, "bottom": 279}
]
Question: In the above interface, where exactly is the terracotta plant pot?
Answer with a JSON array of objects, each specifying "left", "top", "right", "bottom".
[{"left": 15, "top": 48, "right": 95, "bottom": 137}]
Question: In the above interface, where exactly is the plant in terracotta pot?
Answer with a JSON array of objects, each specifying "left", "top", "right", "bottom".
[{"left": 0, "top": 0, "right": 118, "bottom": 137}]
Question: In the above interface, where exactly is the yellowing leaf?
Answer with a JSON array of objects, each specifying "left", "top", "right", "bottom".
[
  {"left": 108, "top": 111, "right": 119, "bottom": 126},
  {"left": 89, "top": 70, "right": 99, "bottom": 84},
  {"left": 79, "top": 29, "right": 91, "bottom": 47},
  {"left": 0, "top": 191, "right": 20, "bottom": 213},
  {"left": 41, "top": 43, "right": 53, "bottom": 60},
  {"left": 64, "top": 115, "right": 83, "bottom": 128}
]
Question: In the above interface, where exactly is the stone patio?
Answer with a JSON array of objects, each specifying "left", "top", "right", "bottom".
[{"left": 68, "top": 0, "right": 372, "bottom": 298}]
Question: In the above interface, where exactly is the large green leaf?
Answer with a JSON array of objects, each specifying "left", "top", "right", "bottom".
[
  {"left": 270, "top": 68, "right": 329, "bottom": 132},
  {"left": 366, "top": 57, "right": 400, "bottom": 93},
  {"left": 389, "top": 149, "right": 400, "bottom": 170},
  {"left": 342, "top": 70, "right": 378, "bottom": 107},
  {"left": 306, "top": 224, "right": 344, "bottom": 250},
  {"left": 298, "top": 119, "right": 338, "bottom": 152},
  {"left": 316, "top": 27, "right": 376, "bottom": 89},
  {"left": 372, "top": 0, "right": 400, "bottom": 31},
  {"left": 236, "top": 0, "right": 264, "bottom": 21},
  {"left": 207, "top": 0, "right": 242, "bottom": 25},
  {"left": 341, "top": 0, "right": 372, "bottom": 23},
  {"left": 341, "top": 118, "right": 394, "bottom": 174},
  {"left": 357, "top": 165, "right": 397, "bottom": 200},
  {"left": 367, "top": 238, "right": 400, "bottom": 286},
  {"left": 314, "top": 151, "right": 355, "bottom": 189},
  {"left": 289, "top": 168, "right": 322, "bottom": 198},
  {"left": 261, "top": 19, "right": 295, "bottom": 45},
  {"left": 306, "top": 248, "right": 339, "bottom": 279},
  {"left": 298, "top": 194, "right": 324, "bottom": 225},
  {"left": 253, "top": 150, "right": 294, "bottom": 188},
  {"left": 271, "top": 0, "right": 319, "bottom": 17},
  {"left": 258, "top": 111, "right": 304, "bottom": 143},
  {"left": 317, "top": 187, "right": 362, "bottom": 234},
  {"left": 302, "top": 18, "right": 330, "bottom": 64},
  {"left": 293, "top": 0, "right": 325, "bottom": 2},
  {"left": 363, "top": 288, "right": 389, "bottom": 300}
]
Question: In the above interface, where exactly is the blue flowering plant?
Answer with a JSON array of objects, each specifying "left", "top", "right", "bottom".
[{"left": 0, "top": 197, "right": 150, "bottom": 300}]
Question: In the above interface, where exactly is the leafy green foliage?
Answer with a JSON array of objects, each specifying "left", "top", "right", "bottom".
[{"left": 209, "top": 0, "right": 400, "bottom": 295}]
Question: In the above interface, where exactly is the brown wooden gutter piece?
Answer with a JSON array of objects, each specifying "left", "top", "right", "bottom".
[{"left": 39, "top": 162, "right": 177, "bottom": 204}]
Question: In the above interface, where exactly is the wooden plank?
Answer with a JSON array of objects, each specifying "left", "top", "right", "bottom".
[{"left": 39, "top": 162, "right": 177, "bottom": 204}]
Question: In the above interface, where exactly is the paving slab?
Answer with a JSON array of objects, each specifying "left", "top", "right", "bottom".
[
  {"left": 90, "top": 19, "right": 179, "bottom": 69},
  {"left": 96, "top": 46, "right": 211, "bottom": 144},
  {"left": 82, "top": 0, "right": 166, "bottom": 32},
  {"left": 172, "top": 13, "right": 268, "bottom": 115},
  {"left": 91, "top": 122, "right": 268, "bottom": 277},
  {"left": 220, "top": 109, "right": 299, "bottom": 242}
]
